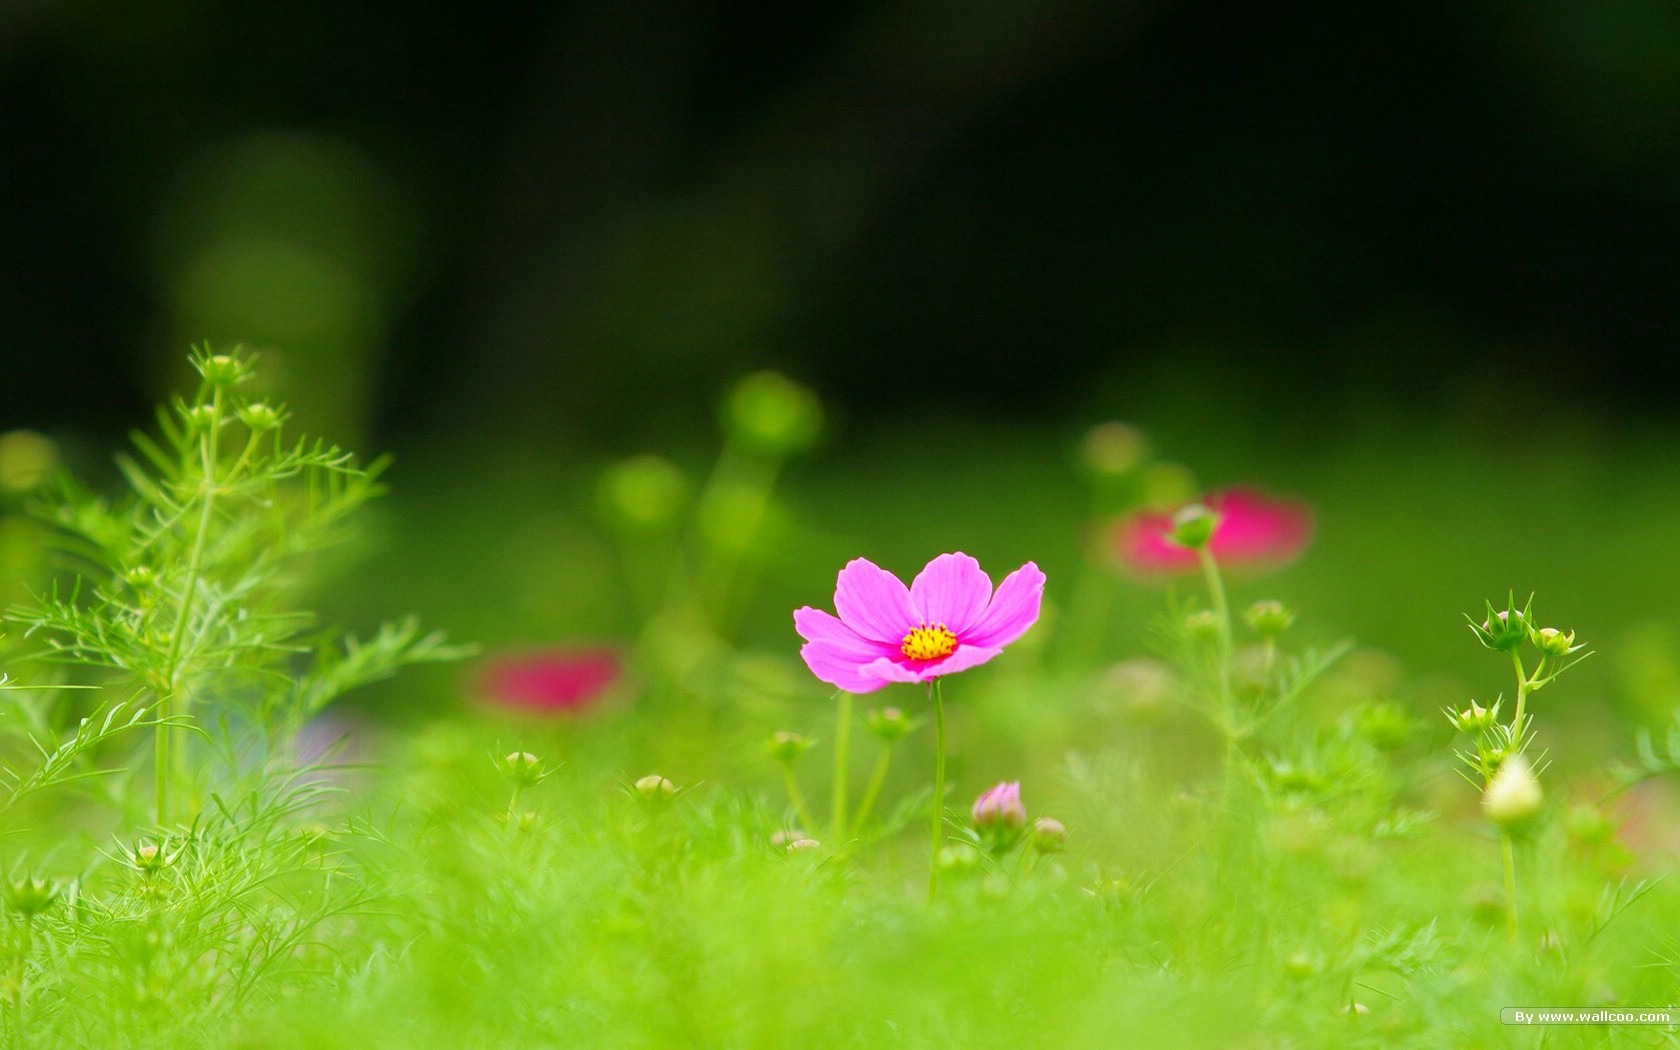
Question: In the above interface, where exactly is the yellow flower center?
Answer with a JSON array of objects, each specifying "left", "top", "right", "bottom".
[{"left": 900, "top": 623, "right": 958, "bottom": 661}]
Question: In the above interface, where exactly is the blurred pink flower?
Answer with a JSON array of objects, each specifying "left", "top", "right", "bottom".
[
  {"left": 794, "top": 553, "right": 1045, "bottom": 694},
  {"left": 1115, "top": 487, "right": 1313, "bottom": 576},
  {"left": 477, "top": 646, "right": 622, "bottom": 714},
  {"left": 971, "top": 780, "right": 1027, "bottom": 830}
]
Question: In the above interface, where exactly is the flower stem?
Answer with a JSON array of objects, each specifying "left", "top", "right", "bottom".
[
  {"left": 158, "top": 386, "right": 223, "bottom": 826},
  {"left": 1509, "top": 650, "right": 1531, "bottom": 752},
  {"left": 831, "top": 691, "right": 853, "bottom": 842},
  {"left": 781, "top": 766, "right": 817, "bottom": 833},
  {"left": 851, "top": 743, "right": 895, "bottom": 838},
  {"left": 1502, "top": 831, "right": 1520, "bottom": 947},
  {"left": 928, "top": 678, "right": 947, "bottom": 902}
]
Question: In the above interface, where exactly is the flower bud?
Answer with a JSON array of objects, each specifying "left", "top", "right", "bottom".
[
  {"left": 1446, "top": 699, "right": 1497, "bottom": 734},
  {"left": 237, "top": 402, "right": 284, "bottom": 432},
  {"left": 500, "top": 751, "right": 545, "bottom": 787},
  {"left": 3, "top": 875, "right": 58, "bottom": 917},
  {"left": 131, "top": 842, "right": 171, "bottom": 874},
  {"left": 125, "top": 566, "right": 157, "bottom": 590},
  {"left": 1531, "top": 626, "right": 1576, "bottom": 656},
  {"left": 864, "top": 706, "right": 916, "bottom": 743},
  {"left": 634, "top": 774, "right": 677, "bottom": 804},
  {"left": 198, "top": 351, "right": 250, "bottom": 387},
  {"left": 1168, "top": 503, "right": 1219, "bottom": 549},
  {"left": 1184, "top": 609, "right": 1221, "bottom": 641},
  {"left": 1483, "top": 753, "right": 1543, "bottom": 830},
  {"left": 1030, "top": 817, "right": 1067, "bottom": 853},
  {"left": 784, "top": 838, "right": 821, "bottom": 854},
  {"left": 1469, "top": 599, "right": 1529, "bottom": 652},
  {"left": 182, "top": 404, "right": 220, "bottom": 432},
  {"left": 1244, "top": 599, "right": 1295, "bottom": 638},
  {"left": 1079, "top": 422, "right": 1149, "bottom": 477},
  {"left": 971, "top": 781, "right": 1027, "bottom": 831},
  {"left": 723, "top": 371, "right": 823, "bottom": 456},
  {"left": 0, "top": 430, "right": 59, "bottom": 493},
  {"left": 764, "top": 730, "right": 814, "bottom": 764},
  {"left": 596, "top": 455, "right": 689, "bottom": 535}
]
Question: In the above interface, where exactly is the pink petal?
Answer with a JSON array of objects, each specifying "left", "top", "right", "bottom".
[
  {"left": 1207, "top": 488, "right": 1314, "bottom": 565},
  {"left": 1115, "top": 512, "right": 1200, "bottom": 574},
  {"left": 962, "top": 562, "right": 1046, "bottom": 649},
  {"left": 859, "top": 643, "right": 1006, "bottom": 684},
  {"left": 794, "top": 606, "right": 899, "bottom": 661},
  {"left": 832, "top": 558, "right": 918, "bottom": 644},
  {"left": 801, "top": 640, "right": 894, "bottom": 693},
  {"left": 908, "top": 552, "right": 992, "bottom": 634}
]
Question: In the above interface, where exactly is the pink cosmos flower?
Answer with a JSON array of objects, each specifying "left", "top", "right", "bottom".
[
  {"left": 793, "top": 553, "right": 1045, "bottom": 694},
  {"left": 1115, "top": 487, "right": 1313, "bottom": 576},
  {"left": 476, "top": 646, "right": 622, "bottom": 714}
]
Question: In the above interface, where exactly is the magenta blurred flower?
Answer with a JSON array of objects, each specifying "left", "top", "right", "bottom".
[
  {"left": 971, "top": 780, "right": 1027, "bottom": 830},
  {"left": 477, "top": 646, "right": 622, "bottom": 714},
  {"left": 1115, "top": 487, "right": 1313, "bottom": 576},
  {"left": 794, "top": 553, "right": 1045, "bottom": 694}
]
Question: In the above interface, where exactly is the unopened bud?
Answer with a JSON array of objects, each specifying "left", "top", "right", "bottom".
[
  {"left": 1244, "top": 599, "right": 1295, "bottom": 637},
  {"left": 634, "top": 774, "right": 677, "bottom": 804},
  {"left": 1030, "top": 817, "right": 1067, "bottom": 853},
  {"left": 198, "top": 352, "right": 250, "bottom": 387},
  {"left": 864, "top": 706, "right": 916, "bottom": 743},
  {"left": 501, "top": 751, "right": 545, "bottom": 787},
  {"left": 764, "top": 730, "right": 814, "bottom": 764},
  {"left": 3, "top": 876, "right": 58, "bottom": 917},
  {"left": 724, "top": 371, "right": 823, "bottom": 456},
  {"left": 1531, "top": 626, "right": 1576, "bottom": 656},
  {"left": 182, "top": 404, "right": 220, "bottom": 432},
  {"left": 131, "top": 842, "right": 169, "bottom": 874},
  {"left": 596, "top": 455, "right": 688, "bottom": 535},
  {"left": 1184, "top": 609, "right": 1221, "bottom": 641},
  {"left": 1168, "top": 503, "right": 1219, "bottom": 549},
  {"left": 971, "top": 781, "right": 1027, "bottom": 831},
  {"left": 1079, "top": 422, "right": 1149, "bottom": 477},
  {"left": 1483, "top": 753, "right": 1543, "bottom": 830},
  {"left": 1447, "top": 699, "right": 1497, "bottom": 734},
  {"left": 1470, "top": 600, "right": 1529, "bottom": 652},
  {"left": 784, "top": 838, "right": 821, "bottom": 854},
  {"left": 237, "top": 402, "right": 283, "bottom": 432}
]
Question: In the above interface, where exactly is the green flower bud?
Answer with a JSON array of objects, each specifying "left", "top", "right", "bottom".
[
  {"left": 1468, "top": 598, "right": 1530, "bottom": 652},
  {"left": 1531, "top": 626, "right": 1577, "bottom": 656},
  {"left": 1079, "top": 422, "right": 1149, "bottom": 477},
  {"left": 197, "top": 352, "right": 250, "bottom": 387},
  {"left": 500, "top": 751, "right": 546, "bottom": 787},
  {"left": 0, "top": 430, "right": 59, "bottom": 492},
  {"left": 1483, "top": 753, "right": 1543, "bottom": 830},
  {"left": 1446, "top": 699, "right": 1497, "bottom": 734},
  {"left": 1168, "top": 503, "right": 1219, "bottom": 549},
  {"left": 3, "top": 875, "right": 58, "bottom": 917},
  {"left": 596, "top": 455, "right": 688, "bottom": 535},
  {"left": 1244, "top": 599, "right": 1295, "bottom": 637},
  {"left": 864, "top": 706, "right": 917, "bottom": 743},
  {"left": 1184, "top": 609, "right": 1221, "bottom": 641},
  {"left": 237, "top": 402, "right": 284, "bottom": 432},
  {"left": 634, "top": 774, "right": 677, "bottom": 804},
  {"left": 131, "top": 841, "right": 172, "bottom": 875},
  {"left": 125, "top": 566, "right": 157, "bottom": 590},
  {"left": 182, "top": 404, "right": 220, "bottom": 432},
  {"left": 1030, "top": 817, "right": 1068, "bottom": 853},
  {"left": 723, "top": 371, "right": 822, "bottom": 455},
  {"left": 764, "top": 730, "right": 814, "bottom": 764}
]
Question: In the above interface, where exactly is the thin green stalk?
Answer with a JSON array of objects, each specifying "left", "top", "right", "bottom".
[
  {"left": 781, "top": 766, "right": 817, "bottom": 832},
  {"left": 157, "top": 387, "right": 224, "bottom": 826},
  {"left": 831, "top": 691, "right": 853, "bottom": 841},
  {"left": 1509, "top": 650, "right": 1531, "bottom": 752},
  {"left": 928, "top": 678, "right": 947, "bottom": 902},
  {"left": 1502, "top": 832, "right": 1519, "bottom": 947},
  {"left": 851, "top": 744, "right": 895, "bottom": 837}
]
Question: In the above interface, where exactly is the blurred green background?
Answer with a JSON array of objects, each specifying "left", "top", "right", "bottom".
[{"left": 3, "top": 1, "right": 1679, "bottom": 748}]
